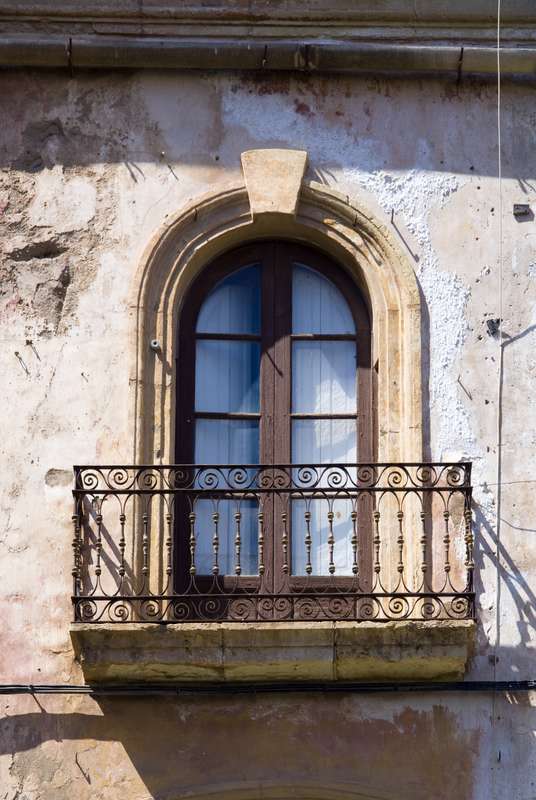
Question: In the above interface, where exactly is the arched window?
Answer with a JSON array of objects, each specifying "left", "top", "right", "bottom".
[{"left": 176, "top": 241, "right": 372, "bottom": 593}]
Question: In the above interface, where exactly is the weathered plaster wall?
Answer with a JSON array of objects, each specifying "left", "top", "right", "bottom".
[{"left": 1, "top": 70, "right": 536, "bottom": 798}]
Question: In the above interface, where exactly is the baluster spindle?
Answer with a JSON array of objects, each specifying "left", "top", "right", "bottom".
[
  {"left": 165, "top": 505, "right": 172, "bottom": 581},
  {"left": 443, "top": 509, "right": 451, "bottom": 576},
  {"left": 419, "top": 509, "right": 427, "bottom": 584},
  {"left": 189, "top": 511, "right": 196, "bottom": 575},
  {"left": 304, "top": 508, "right": 312, "bottom": 575},
  {"left": 464, "top": 505, "right": 474, "bottom": 588},
  {"left": 71, "top": 506, "right": 82, "bottom": 595},
  {"left": 373, "top": 509, "right": 381, "bottom": 581},
  {"left": 212, "top": 510, "right": 220, "bottom": 575},
  {"left": 95, "top": 501, "right": 103, "bottom": 579},
  {"left": 396, "top": 509, "right": 404, "bottom": 576},
  {"left": 118, "top": 509, "right": 126, "bottom": 582},
  {"left": 281, "top": 511, "right": 289, "bottom": 574},
  {"left": 234, "top": 508, "right": 242, "bottom": 575},
  {"left": 142, "top": 509, "right": 149, "bottom": 578},
  {"left": 327, "top": 508, "right": 335, "bottom": 575},
  {"left": 258, "top": 510, "right": 265, "bottom": 576},
  {"left": 351, "top": 508, "right": 358, "bottom": 575}
]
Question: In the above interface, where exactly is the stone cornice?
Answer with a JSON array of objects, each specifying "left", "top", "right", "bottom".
[
  {"left": 0, "top": 1, "right": 536, "bottom": 77},
  {"left": 1, "top": 36, "right": 536, "bottom": 79}
]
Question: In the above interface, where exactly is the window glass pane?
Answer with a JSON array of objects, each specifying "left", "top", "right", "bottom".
[
  {"left": 292, "top": 418, "right": 357, "bottom": 464},
  {"left": 292, "top": 498, "right": 354, "bottom": 576},
  {"left": 194, "top": 499, "right": 258, "bottom": 576},
  {"left": 195, "top": 419, "right": 259, "bottom": 464},
  {"left": 196, "top": 264, "right": 261, "bottom": 334},
  {"left": 292, "top": 340, "right": 356, "bottom": 413},
  {"left": 292, "top": 263, "right": 355, "bottom": 334},
  {"left": 195, "top": 340, "right": 260, "bottom": 412}
]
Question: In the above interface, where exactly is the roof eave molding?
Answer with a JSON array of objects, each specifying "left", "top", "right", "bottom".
[{"left": 1, "top": 1, "right": 536, "bottom": 78}]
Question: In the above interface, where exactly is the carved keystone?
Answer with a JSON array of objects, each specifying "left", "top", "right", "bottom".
[{"left": 241, "top": 148, "right": 308, "bottom": 217}]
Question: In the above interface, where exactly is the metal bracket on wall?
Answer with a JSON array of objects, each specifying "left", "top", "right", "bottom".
[{"left": 513, "top": 203, "right": 532, "bottom": 219}]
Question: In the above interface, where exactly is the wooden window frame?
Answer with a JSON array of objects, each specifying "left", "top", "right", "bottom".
[{"left": 175, "top": 240, "right": 374, "bottom": 598}]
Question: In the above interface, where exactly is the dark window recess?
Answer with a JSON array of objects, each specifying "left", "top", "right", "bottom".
[{"left": 175, "top": 242, "right": 373, "bottom": 598}]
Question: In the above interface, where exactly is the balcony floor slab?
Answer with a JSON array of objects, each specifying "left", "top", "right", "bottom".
[{"left": 70, "top": 620, "right": 475, "bottom": 684}]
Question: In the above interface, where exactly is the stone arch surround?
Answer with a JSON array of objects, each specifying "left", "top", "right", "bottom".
[{"left": 128, "top": 150, "right": 423, "bottom": 583}]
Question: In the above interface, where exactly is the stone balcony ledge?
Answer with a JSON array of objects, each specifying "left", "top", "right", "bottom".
[{"left": 70, "top": 619, "right": 475, "bottom": 684}]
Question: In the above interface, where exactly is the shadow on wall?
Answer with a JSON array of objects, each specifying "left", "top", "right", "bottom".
[
  {"left": 471, "top": 320, "right": 536, "bottom": 678},
  {"left": 417, "top": 278, "right": 432, "bottom": 462},
  {"left": 474, "top": 502, "right": 536, "bottom": 678},
  {"left": 2, "top": 71, "right": 536, "bottom": 179},
  {"left": 0, "top": 693, "right": 482, "bottom": 800}
]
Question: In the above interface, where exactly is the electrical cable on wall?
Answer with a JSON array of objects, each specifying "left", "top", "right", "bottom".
[
  {"left": 496, "top": 0, "right": 504, "bottom": 666},
  {"left": 1, "top": 681, "right": 536, "bottom": 697},
  {"left": 492, "top": 0, "right": 504, "bottom": 794}
]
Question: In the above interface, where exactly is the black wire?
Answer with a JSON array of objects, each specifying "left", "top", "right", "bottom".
[{"left": 1, "top": 681, "right": 536, "bottom": 696}]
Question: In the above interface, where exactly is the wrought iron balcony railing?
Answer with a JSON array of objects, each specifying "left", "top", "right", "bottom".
[{"left": 71, "top": 463, "right": 474, "bottom": 624}]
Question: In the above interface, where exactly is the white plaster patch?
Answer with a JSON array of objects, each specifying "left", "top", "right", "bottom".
[
  {"left": 347, "top": 168, "right": 476, "bottom": 460},
  {"left": 28, "top": 168, "right": 97, "bottom": 232},
  {"left": 221, "top": 88, "right": 387, "bottom": 170}
]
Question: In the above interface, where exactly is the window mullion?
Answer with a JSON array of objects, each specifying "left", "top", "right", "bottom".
[{"left": 273, "top": 242, "right": 292, "bottom": 465}]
